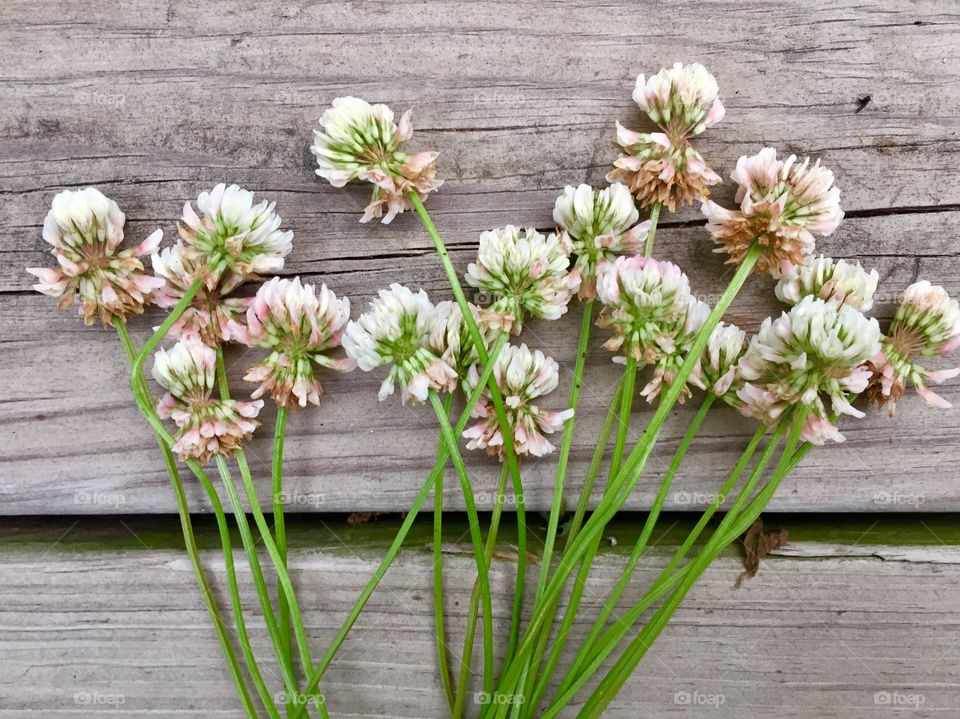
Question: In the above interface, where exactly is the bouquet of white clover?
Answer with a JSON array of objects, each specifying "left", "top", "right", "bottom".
[{"left": 28, "top": 63, "right": 959, "bottom": 718}]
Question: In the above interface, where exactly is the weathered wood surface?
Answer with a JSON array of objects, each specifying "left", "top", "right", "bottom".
[
  {"left": 3, "top": 0, "right": 960, "bottom": 514},
  {"left": 1, "top": 517, "right": 958, "bottom": 718}
]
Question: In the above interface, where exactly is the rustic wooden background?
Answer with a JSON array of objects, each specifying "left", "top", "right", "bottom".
[{"left": 2, "top": 0, "right": 959, "bottom": 716}]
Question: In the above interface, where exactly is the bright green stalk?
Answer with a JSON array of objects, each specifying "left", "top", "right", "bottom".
[
  {"left": 214, "top": 456, "right": 315, "bottom": 718},
  {"left": 535, "top": 300, "right": 594, "bottom": 604},
  {"left": 434, "top": 394, "right": 456, "bottom": 713},
  {"left": 556, "top": 413, "right": 762, "bottom": 700},
  {"left": 524, "top": 360, "right": 636, "bottom": 704},
  {"left": 454, "top": 462, "right": 511, "bottom": 717},
  {"left": 428, "top": 389, "right": 496, "bottom": 697},
  {"left": 300, "top": 333, "right": 508, "bottom": 700},
  {"left": 532, "top": 393, "right": 715, "bottom": 713},
  {"left": 563, "top": 379, "right": 623, "bottom": 552},
  {"left": 577, "top": 411, "right": 807, "bottom": 718},
  {"left": 212, "top": 350, "right": 321, "bottom": 713},
  {"left": 273, "top": 406, "right": 291, "bottom": 670},
  {"left": 409, "top": 192, "right": 527, "bottom": 655},
  {"left": 484, "top": 242, "right": 762, "bottom": 719},
  {"left": 114, "top": 322, "right": 261, "bottom": 719}
]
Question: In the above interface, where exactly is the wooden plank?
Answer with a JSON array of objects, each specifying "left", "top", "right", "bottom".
[
  {"left": 1, "top": 517, "right": 958, "bottom": 717},
  {"left": 2, "top": 0, "right": 959, "bottom": 514}
]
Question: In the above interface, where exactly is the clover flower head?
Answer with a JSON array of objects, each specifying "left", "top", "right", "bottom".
[
  {"left": 152, "top": 339, "right": 263, "bottom": 462},
  {"left": 552, "top": 183, "right": 650, "bottom": 299},
  {"left": 866, "top": 281, "right": 960, "bottom": 413},
  {"left": 776, "top": 255, "right": 879, "bottom": 312},
  {"left": 343, "top": 284, "right": 456, "bottom": 403},
  {"left": 311, "top": 97, "right": 442, "bottom": 224},
  {"left": 702, "top": 148, "right": 843, "bottom": 276},
  {"left": 178, "top": 184, "right": 293, "bottom": 280},
  {"left": 637, "top": 296, "right": 711, "bottom": 404},
  {"left": 27, "top": 187, "right": 165, "bottom": 325},
  {"left": 229, "top": 277, "right": 356, "bottom": 408},
  {"left": 692, "top": 321, "right": 748, "bottom": 404},
  {"left": 607, "top": 125, "right": 721, "bottom": 212},
  {"left": 595, "top": 256, "right": 694, "bottom": 364},
  {"left": 462, "top": 343, "right": 574, "bottom": 459},
  {"left": 151, "top": 242, "right": 250, "bottom": 346},
  {"left": 737, "top": 296, "right": 881, "bottom": 444},
  {"left": 633, "top": 62, "right": 725, "bottom": 140},
  {"left": 427, "top": 300, "right": 494, "bottom": 376},
  {"left": 464, "top": 225, "right": 580, "bottom": 334}
]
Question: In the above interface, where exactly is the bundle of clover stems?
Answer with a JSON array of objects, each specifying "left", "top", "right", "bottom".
[{"left": 28, "top": 63, "right": 960, "bottom": 718}]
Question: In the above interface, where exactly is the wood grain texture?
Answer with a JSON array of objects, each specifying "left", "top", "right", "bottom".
[
  {"left": 2, "top": 0, "right": 960, "bottom": 514},
  {"left": 1, "top": 518, "right": 958, "bottom": 718}
]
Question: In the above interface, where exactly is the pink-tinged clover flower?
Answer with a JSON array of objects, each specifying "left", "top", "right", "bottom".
[
  {"left": 151, "top": 242, "right": 250, "bottom": 346},
  {"left": 702, "top": 148, "right": 843, "bottom": 276},
  {"left": 595, "top": 256, "right": 695, "bottom": 364},
  {"left": 178, "top": 184, "right": 293, "bottom": 280},
  {"left": 229, "top": 277, "right": 355, "bottom": 409},
  {"left": 633, "top": 62, "right": 725, "bottom": 140},
  {"left": 552, "top": 183, "right": 650, "bottom": 299},
  {"left": 608, "top": 63, "right": 724, "bottom": 211},
  {"left": 737, "top": 296, "right": 881, "bottom": 444},
  {"left": 152, "top": 339, "right": 263, "bottom": 463},
  {"left": 427, "top": 300, "right": 494, "bottom": 377},
  {"left": 462, "top": 342, "right": 574, "bottom": 459},
  {"left": 691, "top": 321, "right": 748, "bottom": 405},
  {"left": 311, "top": 97, "right": 442, "bottom": 224},
  {"left": 464, "top": 225, "right": 580, "bottom": 334},
  {"left": 866, "top": 281, "right": 960, "bottom": 413},
  {"left": 776, "top": 255, "right": 878, "bottom": 312},
  {"left": 638, "top": 297, "right": 711, "bottom": 404},
  {"left": 27, "top": 187, "right": 164, "bottom": 326},
  {"left": 343, "top": 284, "right": 456, "bottom": 403}
]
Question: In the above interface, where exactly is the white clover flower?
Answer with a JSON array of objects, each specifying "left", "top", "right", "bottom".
[
  {"left": 27, "top": 188, "right": 165, "bottom": 325},
  {"left": 775, "top": 255, "right": 879, "bottom": 312},
  {"left": 178, "top": 184, "right": 293, "bottom": 279},
  {"left": 595, "top": 256, "right": 694, "bottom": 364},
  {"left": 552, "top": 183, "right": 649, "bottom": 299},
  {"left": 692, "top": 321, "right": 748, "bottom": 404},
  {"left": 638, "top": 296, "right": 711, "bottom": 404},
  {"left": 151, "top": 242, "right": 250, "bottom": 346},
  {"left": 464, "top": 226, "right": 580, "bottom": 334},
  {"left": 867, "top": 281, "right": 960, "bottom": 412},
  {"left": 607, "top": 125, "right": 721, "bottom": 212},
  {"left": 633, "top": 62, "right": 725, "bottom": 140},
  {"left": 426, "top": 300, "right": 494, "bottom": 377},
  {"left": 462, "top": 343, "right": 574, "bottom": 458},
  {"left": 702, "top": 148, "right": 843, "bottom": 277},
  {"left": 229, "top": 277, "right": 355, "bottom": 408},
  {"left": 737, "top": 296, "right": 881, "bottom": 444},
  {"left": 152, "top": 339, "right": 263, "bottom": 462},
  {"left": 311, "top": 97, "right": 441, "bottom": 224},
  {"left": 343, "top": 284, "right": 456, "bottom": 403},
  {"left": 609, "top": 63, "right": 724, "bottom": 212}
]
